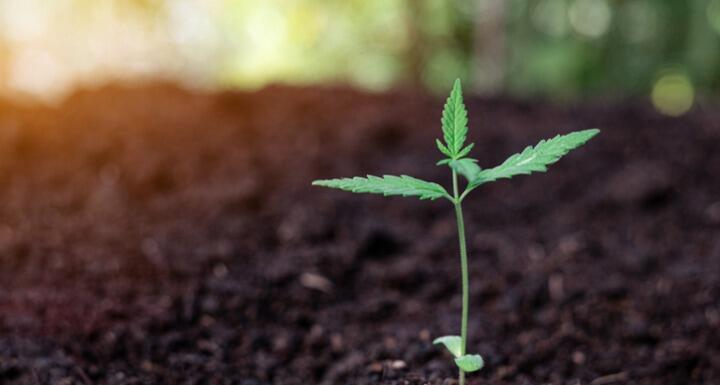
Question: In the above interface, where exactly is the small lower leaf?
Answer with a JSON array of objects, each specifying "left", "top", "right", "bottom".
[
  {"left": 432, "top": 336, "right": 462, "bottom": 358},
  {"left": 448, "top": 158, "right": 481, "bottom": 182},
  {"left": 455, "top": 354, "right": 484, "bottom": 372},
  {"left": 436, "top": 139, "right": 453, "bottom": 158},
  {"left": 456, "top": 143, "right": 475, "bottom": 159}
]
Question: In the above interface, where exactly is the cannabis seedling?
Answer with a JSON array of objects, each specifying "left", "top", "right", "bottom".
[{"left": 312, "top": 80, "right": 599, "bottom": 385}]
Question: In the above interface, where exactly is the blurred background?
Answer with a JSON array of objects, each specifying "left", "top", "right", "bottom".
[{"left": 0, "top": 0, "right": 718, "bottom": 116}]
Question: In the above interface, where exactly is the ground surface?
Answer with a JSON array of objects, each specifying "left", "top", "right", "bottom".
[{"left": 0, "top": 84, "right": 718, "bottom": 385}]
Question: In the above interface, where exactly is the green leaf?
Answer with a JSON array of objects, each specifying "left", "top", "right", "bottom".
[
  {"left": 470, "top": 129, "right": 600, "bottom": 187},
  {"left": 439, "top": 79, "right": 469, "bottom": 158},
  {"left": 455, "top": 143, "right": 475, "bottom": 159},
  {"left": 436, "top": 139, "right": 453, "bottom": 158},
  {"left": 312, "top": 175, "right": 449, "bottom": 201},
  {"left": 449, "top": 158, "right": 481, "bottom": 183},
  {"left": 454, "top": 354, "right": 484, "bottom": 372},
  {"left": 433, "top": 335, "right": 463, "bottom": 357},
  {"left": 439, "top": 144, "right": 475, "bottom": 167}
]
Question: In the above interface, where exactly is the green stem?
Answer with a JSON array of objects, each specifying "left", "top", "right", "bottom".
[{"left": 451, "top": 171, "right": 470, "bottom": 385}]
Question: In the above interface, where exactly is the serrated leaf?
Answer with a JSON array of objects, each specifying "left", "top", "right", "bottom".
[
  {"left": 454, "top": 354, "right": 484, "bottom": 372},
  {"left": 433, "top": 335, "right": 463, "bottom": 357},
  {"left": 440, "top": 79, "right": 469, "bottom": 157},
  {"left": 436, "top": 139, "right": 453, "bottom": 158},
  {"left": 312, "top": 175, "right": 449, "bottom": 201},
  {"left": 456, "top": 143, "right": 475, "bottom": 159},
  {"left": 470, "top": 129, "right": 600, "bottom": 187},
  {"left": 449, "top": 158, "right": 481, "bottom": 183}
]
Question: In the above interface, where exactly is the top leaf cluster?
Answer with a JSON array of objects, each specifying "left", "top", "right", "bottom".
[
  {"left": 436, "top": 79, "right": 473, "bottom": 162},
  {"left": 312, "top": 79, "right": 599, "bottom": 204}
]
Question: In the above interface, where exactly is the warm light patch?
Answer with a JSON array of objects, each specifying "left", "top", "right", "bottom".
[
  {"left": 0, "top": 1, "right": 412, "bottom": 100},
  {"left": 8, "top": 48, "right": 66, "bottom": 96}
]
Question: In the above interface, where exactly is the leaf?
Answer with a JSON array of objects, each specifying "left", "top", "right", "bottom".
[
  {"left": 454, "top": 354, "right": 484, "bottom": 372},
  {"left": 436, "top": 139, "right": 453, "bottom": 158},
  {"left": 470, "top": 129, "right": 600, "bottom": 187},
  {"left": 439, "top": 79, "right": 469, "bottom": 157},
  {"left": 433, "top": 335, "right": 463, "bottom": 358},
  {"left": 312, "top": 175, "right": 449, "bottom": 201},
  {"left": 455, "top": 143, "right": 475, "bottom": 159},
  {"left": 449, "top": 158, "right": 481, "bottom": 183}
]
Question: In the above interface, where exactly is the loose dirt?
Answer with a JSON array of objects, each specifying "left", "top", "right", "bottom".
[{"left": 0, "top": 84, "right": 718, "bottom": 384}]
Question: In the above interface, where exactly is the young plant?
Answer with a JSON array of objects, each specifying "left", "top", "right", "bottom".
[{"left": 312, "top": 80, "right": 599, "bottom": 385}]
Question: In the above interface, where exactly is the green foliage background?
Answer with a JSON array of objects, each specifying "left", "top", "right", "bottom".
[
  {"left": 1, "top": 0, "right": 719, "bottom": 106},
  {"left": 122, "top": 0, "right": 720, "bottom": 97}
]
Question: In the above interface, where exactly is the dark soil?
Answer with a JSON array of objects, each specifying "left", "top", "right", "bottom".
[{"left": 0, "top": 83, "right": 718, "bottom": 385}]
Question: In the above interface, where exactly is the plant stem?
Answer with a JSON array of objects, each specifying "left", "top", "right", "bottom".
[{"left": 452, "top": 170, "right": 470, "bottom": 385}]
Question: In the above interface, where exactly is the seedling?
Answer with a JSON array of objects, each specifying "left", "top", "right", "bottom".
[{"left": 312, "top": 80, "right": 599, "bottom": 385}]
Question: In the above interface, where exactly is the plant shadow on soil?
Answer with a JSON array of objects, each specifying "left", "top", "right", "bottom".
[{"left": 0, "top": 83, "right": 718, "bottom": 384}]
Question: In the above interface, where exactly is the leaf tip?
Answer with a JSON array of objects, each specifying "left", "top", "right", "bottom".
[{"left": 453, "top": 78, "right": 462, "bottom": 91}]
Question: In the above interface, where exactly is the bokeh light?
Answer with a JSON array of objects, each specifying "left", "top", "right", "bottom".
[
  {"left": 568, "top": 0, "right": 612, "bottom": 38},
  {"left": 651, "top": 69, "right": 695, "bottom": 117},
  {"left": 532, "top": 0, "right": 569, "bottom": 38}
]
